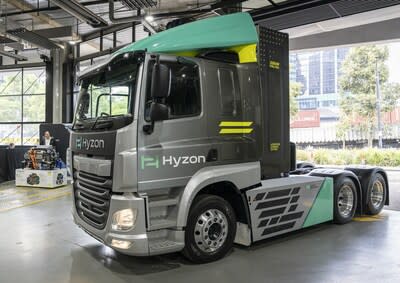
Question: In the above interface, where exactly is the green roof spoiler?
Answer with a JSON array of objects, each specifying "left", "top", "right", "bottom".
[{"left": 115, "top": 12, "right": 258, "bottom": 58}]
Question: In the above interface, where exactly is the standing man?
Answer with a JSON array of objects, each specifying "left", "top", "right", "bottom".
[{"left": 41, "top": 131, "right": 56, "bottom": 148}]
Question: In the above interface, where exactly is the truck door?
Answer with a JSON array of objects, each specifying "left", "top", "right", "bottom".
[{"left": 137, "top": 55, "right": 209, "bottom": 192}]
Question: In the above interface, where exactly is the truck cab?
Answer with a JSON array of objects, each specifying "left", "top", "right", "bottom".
[{"left": 69, "top": 13, "right": 389, "bottom": 263}]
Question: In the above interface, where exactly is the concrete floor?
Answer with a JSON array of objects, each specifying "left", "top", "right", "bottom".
[{"left": 0, "top": 193, "right": 400, "bottom": 283}]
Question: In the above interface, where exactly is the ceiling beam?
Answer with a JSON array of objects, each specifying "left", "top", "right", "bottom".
[
  {"left": 0, "top": 0, "right": 109, "bottom": 17},
  {"left": 251, "top": 0, "right": 341, "bottom": 23},
  {"left": 290, "top": 17, "right": 400, "bottom": 51},
  {"left": 0, "top": 50, "right": 28, "bottom": 61},
  {"left": 6, "top": 0, "right": 62, "bottom": 28}
]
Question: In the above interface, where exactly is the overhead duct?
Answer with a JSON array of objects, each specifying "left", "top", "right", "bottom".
[
  {"left": 49, "top": 0, "right": 108, "bottom": 28},
  {"left": 109, "top": 0, "right": 212, "bottom": 24},
  {"left": 7, "top": 28, "right": 61, "bottom": 50},
  {"left": 0, "top": 50, "right": 27, "bottom": 61}
]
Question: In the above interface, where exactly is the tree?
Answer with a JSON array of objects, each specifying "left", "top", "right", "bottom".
[
  {"left": 338, "top": 45, "right": 400, "bottom": 147},
  {"left": 289, "top": 81, "right": 302, "bottom": 120}
]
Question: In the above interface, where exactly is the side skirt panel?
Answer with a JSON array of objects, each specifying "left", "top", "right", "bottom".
[
  {"left": 302, "top": 177, "right": 333, "bottom": 228},
  {"left": 246, "top": 176, "right": 331, "bottom": 242}
]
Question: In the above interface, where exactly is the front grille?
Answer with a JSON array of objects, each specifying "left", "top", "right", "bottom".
[{"left": 74, "top": 170, "right": 112, "bottom": 230}]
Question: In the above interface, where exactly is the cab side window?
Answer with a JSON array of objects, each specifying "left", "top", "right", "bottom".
[
  {"left": 145, "top": 60, "right": 201, "bottom": 120},
  {"left": 217, "top": 67, "right": 241, "bottom": 117}
]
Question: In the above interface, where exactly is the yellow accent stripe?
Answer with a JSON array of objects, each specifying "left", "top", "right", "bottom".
[
  {"left": 228, "top": 44, "right": 257, "bottom": 63},
  {"left": 219, "top": 128, "right": 253, "bottom": 134},
  {"left": 219, "top": 121, "right": 253, "bottom": 127},
  {"left": 269, "top": 60, "right": 280, "bottom": 69}
]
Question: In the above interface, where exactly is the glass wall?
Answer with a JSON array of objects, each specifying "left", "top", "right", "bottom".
[{"left": 0, "top": 67, "right": 46, "bottom": 145}]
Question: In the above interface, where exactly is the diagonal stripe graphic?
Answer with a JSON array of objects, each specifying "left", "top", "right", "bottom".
[
  {"left": 219, "top": 121, "right": 253, "bottom": 127},
  {"left": 219, "top": 128, "right": 253, "bottom": 134}
]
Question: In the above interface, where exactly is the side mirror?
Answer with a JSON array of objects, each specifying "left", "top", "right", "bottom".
[
  {"left": 151, "top": 63, "right": 171, "bottom": 99},
  {"left": 149, "top": 102, "right": 169, "bottom": 121}
]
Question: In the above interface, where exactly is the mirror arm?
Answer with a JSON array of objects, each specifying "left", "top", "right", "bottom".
[{"left": 143, "top": 121, "right": 155, "bottom": 135}]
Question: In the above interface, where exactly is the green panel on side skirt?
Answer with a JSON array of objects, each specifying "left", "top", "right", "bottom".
[
  {"left": 115, "top": 12, "right": 258, "bottom": 55},
  {"left": 303, "top": 177, "right": 333, "bottom": 228}
]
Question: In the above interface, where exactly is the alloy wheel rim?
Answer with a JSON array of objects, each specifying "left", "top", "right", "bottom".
[
  {"left": 338, "top": 185, "right": 354, "bottom": 217},
  {"left": 371, "top": 180, "right": 384, "bottom": 209},
  {"left": 194, "top": 209, "right": 228, "bottom": 253}
]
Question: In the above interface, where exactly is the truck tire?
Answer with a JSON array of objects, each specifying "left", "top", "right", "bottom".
[
  {"left": 183, "top": 194, "right": 236, "bottom": 263},
  {"left": 365, "top": 173, "right": 387, "bottom": 215},
  {"left": 334, "top": 177, "right": 357, "bottom": 224}
]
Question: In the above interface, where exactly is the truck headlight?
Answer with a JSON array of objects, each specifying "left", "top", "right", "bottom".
[
  {"left": 111, "top": 208, "right": 137, "bottom": 231},
  {"left": 111, "top": 239, "right": 132, "bottom": 249}
]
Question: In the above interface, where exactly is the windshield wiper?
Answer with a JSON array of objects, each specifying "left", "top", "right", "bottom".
[{"left": 91, "top": 112, "right": 113, "bottom": 130}]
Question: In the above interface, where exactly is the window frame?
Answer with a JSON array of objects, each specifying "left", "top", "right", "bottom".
[
  {"left": 0, "top": 67, "right": 47, "bottom": 145},
  {"left": 144, "top": 58, "right": 202, "bottom": 122}
]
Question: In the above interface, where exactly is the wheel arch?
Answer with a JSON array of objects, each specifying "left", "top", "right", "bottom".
[
  {"left": 196, "top": 181, "right": 251, "bottom": 225},
  {"left": 176, "top": 162, "right": 260, "bottom": 228},
  {"left": 309, "top": 168, "right": 363, "bottom": 214}
]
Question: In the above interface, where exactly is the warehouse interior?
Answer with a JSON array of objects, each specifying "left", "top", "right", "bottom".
[{"left": 1, "top": 1, "right": 400, "bottom": 282}]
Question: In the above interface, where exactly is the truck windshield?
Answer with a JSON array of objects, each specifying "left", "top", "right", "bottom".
[{"left": 73, "top": 52, "right": 140, "bottom": 131}]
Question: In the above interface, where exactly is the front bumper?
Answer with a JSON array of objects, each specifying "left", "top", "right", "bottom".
[{"left": 73, "top": 193, "right": 150, "bottom": 256}]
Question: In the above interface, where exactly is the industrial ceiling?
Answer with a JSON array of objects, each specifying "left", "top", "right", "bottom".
[{"left": 0, "top": 0, "right": 400, "bottom": 61}]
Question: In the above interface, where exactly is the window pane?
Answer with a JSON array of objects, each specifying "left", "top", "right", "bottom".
[
  {"left": 218, "top": 68, "right": 237, "bottom": 116},
  {"left": 22, "top": 124, "right": 40, "bottom": 145},
  {"left": 90, "top": 86, "right": 111, "bottom": 117},
  {"left": 167, "top": 62, "right": 201, "bottom": 118},
  {"left": 144, "top": 61, "right": 201, "bottom": 120},
  {"left": 322, "top": 50, "right": 335, "bottom": 94},
  {"left": 0, "top": 124, "right": 22, "bottom": 145},
  {"left": 309, "top": 53, "right": 321, "bottom": 95},
  {"left": 79, "top": 38, "right": 100, "bottom": 57},
  {"left": 0, "top": 70, "right": 22, "bottom": 95},
  {"left": 117, "top": 28, "right": 133, "bottom": 46},
  {"left": 111, "top": 95, "right": 129, "bottom": 115},
  {"left": 103, "top": 34, "right": 114, "bottom": 50},
  {"left": 0, "top": 96, "right": 22, "bottom": 122},
  {"left": 23, "top": 95, "right": 46, "bottom": 122},
  {"left": 23, "top": 68, "right": 46, "bottom": 94}
]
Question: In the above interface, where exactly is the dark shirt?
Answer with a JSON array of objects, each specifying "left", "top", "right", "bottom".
[{"left": 40, "top": 137, "right": 56, "bottom": 147}]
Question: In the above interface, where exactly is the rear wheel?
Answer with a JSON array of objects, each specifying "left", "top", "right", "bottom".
[
  {"left": 183, "top": 194, "right": 236, "bottom": 263},
  {"left": 334, "top": 177, "right": 357, "bottom": 224},
  {"left": 365, "top": 173, "right": 387, "bottom": 215}
]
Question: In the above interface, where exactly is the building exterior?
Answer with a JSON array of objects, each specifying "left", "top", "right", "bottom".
[{"left": 290, "top": 47, "right": 349, "bottom": 114}]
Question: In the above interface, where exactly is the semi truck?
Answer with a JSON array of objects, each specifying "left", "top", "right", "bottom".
[{"left": 69, "top": 12, "right": 389, "bottom": 263}]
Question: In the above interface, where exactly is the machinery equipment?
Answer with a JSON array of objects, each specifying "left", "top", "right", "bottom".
[
  {"left": 22, "top": 146, "right": 60, "bottom": 170},
  {"left": 68, "top": 13, "right": 389, "bottom": 263}
]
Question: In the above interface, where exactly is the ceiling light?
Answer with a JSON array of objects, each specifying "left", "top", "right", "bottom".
[{"left": 145, "top": 15, "right": 154, "bottom": 22}]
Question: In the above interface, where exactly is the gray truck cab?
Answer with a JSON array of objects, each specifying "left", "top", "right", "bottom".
[
  {"left": 69, "top": 13, "right": 389, "bottom": 263},
  {"left": 70, "top": 48, "right": 263, "bottom": 254}
]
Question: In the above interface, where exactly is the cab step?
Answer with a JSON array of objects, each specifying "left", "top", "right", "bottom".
[
  {"left": 149, "top": 219, "right": 176, "bottom": 231},
  {"left": 149, "top": 239, "right": 184, "bottom": 255},
  {"left": 148, "top": 196, "right": 179, "bottom": 208}
]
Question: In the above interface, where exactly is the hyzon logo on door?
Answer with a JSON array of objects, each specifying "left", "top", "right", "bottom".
[
  {"left": 141, "top": 155, "right": 206, "bottom": 169},
  {"left": 75, "top": 136, "right": 105, "bottom": 150}
]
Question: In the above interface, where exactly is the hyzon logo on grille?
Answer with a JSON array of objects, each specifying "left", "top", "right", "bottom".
[
  {"left": 76, "top": 136, "right": 105, "bottom": 150},
  {"left": 141, "top": 155, "right": 206, "bottom": 169}
]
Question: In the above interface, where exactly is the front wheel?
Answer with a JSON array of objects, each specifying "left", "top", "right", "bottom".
[
  {"left": 183, "top": 194, "right": 236, "bottom": 263},
  {"left": 334, "top": 177, "right": 357, "bottom": 224}
]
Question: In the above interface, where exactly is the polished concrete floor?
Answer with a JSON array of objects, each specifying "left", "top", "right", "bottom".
[{"left": 0, "top": 192, "right": 400, "bottom": 283}]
